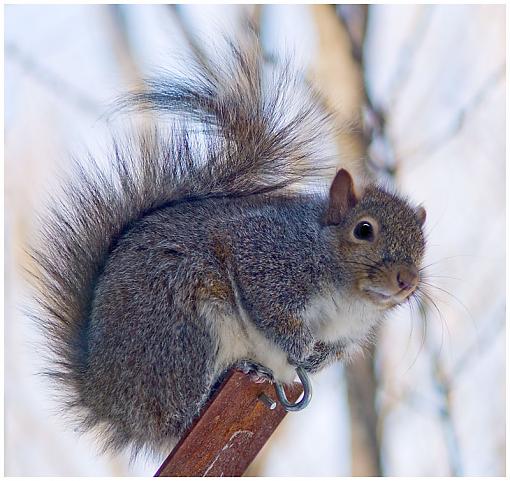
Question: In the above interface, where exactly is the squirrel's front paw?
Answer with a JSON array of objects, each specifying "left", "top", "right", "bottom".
[
  {"left": 286, "top": 338, "right": 316, "bottom": 368},
  {"left": 299, "top": 341, "right": 331, "bottom": 373},
  {"left": 236, "top": 360, "right": 274, "bottom": 384}
]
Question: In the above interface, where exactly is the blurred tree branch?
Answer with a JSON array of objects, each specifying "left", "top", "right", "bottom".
[
  {"left": 104, "top": 5, "right": 146, "bottom": 89},
  {"left": 310, "top": 5, "right": 384, "bottom": 476},
  {"left": 5, "top": 42, "right": 102, "bottom": 115}
]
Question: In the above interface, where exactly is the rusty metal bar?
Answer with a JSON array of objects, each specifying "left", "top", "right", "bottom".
[{"left": 155, "top": 369, "right": 303, "bottom": 477}]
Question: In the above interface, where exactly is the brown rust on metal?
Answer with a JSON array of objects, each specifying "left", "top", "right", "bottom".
[{"left": 155, "top": 369, "right": 303, "bottom": 477}]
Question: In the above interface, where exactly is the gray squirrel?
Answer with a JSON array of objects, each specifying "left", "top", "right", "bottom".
[{"left": 29, "top": 33, "right": 426, "bottom": 457}]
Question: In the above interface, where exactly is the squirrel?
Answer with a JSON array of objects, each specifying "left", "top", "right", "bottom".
[{"left": 28, "top": 32, "right": 427, "bottom": 457}]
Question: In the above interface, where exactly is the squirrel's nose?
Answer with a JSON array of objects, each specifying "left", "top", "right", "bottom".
[{"left": 396, "top": 266, "right": 419, "bottom": 291}]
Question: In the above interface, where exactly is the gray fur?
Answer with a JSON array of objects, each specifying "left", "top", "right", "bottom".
[{"left": 28, "top": 33, "right": 426, "bottom": 457}]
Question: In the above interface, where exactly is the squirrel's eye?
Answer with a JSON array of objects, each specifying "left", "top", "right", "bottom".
[{"left": 354, "top": 221, "right": 374, "bottom": 241}]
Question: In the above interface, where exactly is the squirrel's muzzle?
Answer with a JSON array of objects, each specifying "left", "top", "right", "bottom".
[{"left": 359, "top": 263, "right": 420, "bottom": 307}]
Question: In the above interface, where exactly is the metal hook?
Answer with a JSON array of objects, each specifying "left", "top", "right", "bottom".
[{"left": 274, "top": 366, "right": 312, "bottom": 412}]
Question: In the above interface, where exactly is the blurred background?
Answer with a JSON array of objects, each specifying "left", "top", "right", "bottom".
[{"left": 4, "top": 4, "right": 505, "bottom": 476}]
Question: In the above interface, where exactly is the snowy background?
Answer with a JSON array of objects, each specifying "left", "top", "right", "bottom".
[{"left": 4, "top": 4, "right": 505, "bottom": 476}]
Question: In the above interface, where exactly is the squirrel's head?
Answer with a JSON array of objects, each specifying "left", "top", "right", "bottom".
[{"left": 324, "top": 169, "right": 426, "bottom": 310}]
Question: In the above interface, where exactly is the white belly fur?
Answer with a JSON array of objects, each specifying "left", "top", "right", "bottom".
[
  {"left": 201, "top": 287, "right": 381, "bottom": 385},
  {"left": 200, "top": 300, "right": 297, "bottom": 384},
  {"left": 301, "top": 287, "right": 383, "bottom": 343}
]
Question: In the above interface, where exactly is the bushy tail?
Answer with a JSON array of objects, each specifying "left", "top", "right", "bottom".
[{"left": 28, "top": 31, "right": 335, "bottom": 430}]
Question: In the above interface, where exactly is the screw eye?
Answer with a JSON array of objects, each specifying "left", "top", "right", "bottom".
[{"left": 353, "top": 221, "right": 374, "bottom": 241}]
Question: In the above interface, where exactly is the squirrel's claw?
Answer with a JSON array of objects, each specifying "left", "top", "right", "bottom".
[{"left": 236, "top": 360, "right": 274, "bottom": 384}]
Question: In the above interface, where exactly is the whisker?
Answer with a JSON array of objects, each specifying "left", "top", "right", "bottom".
[
  {"left": 401, "top": 291, "right": 428, "bottom": 373},
  {"left": 419, "top": 254, "right": 482, "bottom": 272},
  {"left": 418, "top": 287, "right": 451, "bottom": 355},
  {"left": 358, "top": 253, "right": 385, "bottom": 271},
  {"left": 401, "top": 295, "right": 417, "bottom": 364},
  {"left": 421, "top": 274, "right": 463, "bottom": 282},
  {"left": 416, "top": 292, "right": 429, "bottom": 363},
  {"left": 418, "top": 281, "right": 476, "bottom": 329},
  {"left": 341, "top": 260, "right": 384, "bottom": 273}
]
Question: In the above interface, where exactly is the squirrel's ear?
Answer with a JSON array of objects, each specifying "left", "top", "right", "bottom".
[
  {"left": 324, "top": 169, "right": 358, "bottom": 225},
  {"left": 416, "top": 206, "right": 427, "bottom": 227}
]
